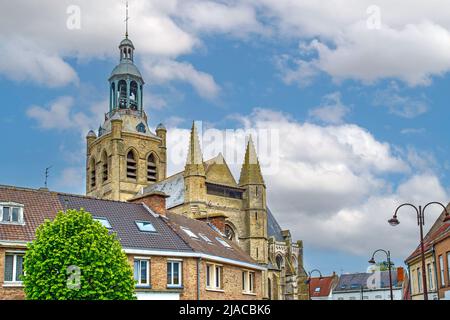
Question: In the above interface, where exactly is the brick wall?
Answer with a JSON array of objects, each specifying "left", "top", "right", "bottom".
[{"left": 435, "top": 235, "right": 450, "bottom": 299}]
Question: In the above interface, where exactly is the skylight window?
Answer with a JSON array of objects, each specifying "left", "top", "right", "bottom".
[
  {"left": 136, "top": 221, "right": 156, "bottom": 232},
  {"left": 181, "top": 227, "right": 198, "bottom": 239},
  {"left": 94, "top": 217, "right": 112, "bottom": 229},
  {"left": 199, "top": 233, "right": 212, "bottom": 243},
  {"left": 216, "top": 237, "right": 232, "bottom": 248},
  {"left": 314, "top": 287, "right": 321, "bottom": 293}
]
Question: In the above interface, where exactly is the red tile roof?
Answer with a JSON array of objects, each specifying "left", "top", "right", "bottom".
[
  {"left": 309, "top": 275, "right": 337, "bottom": 298},
  {"left": 405, "top": 222, "right": 450, "bottom": 262},
  {"left": 0, "top": 185, "right": 63, "bottom": 242}
]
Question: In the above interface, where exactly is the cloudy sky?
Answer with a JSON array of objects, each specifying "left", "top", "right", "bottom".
[{"left": 2, "top": 0, "right": 450, "bottom": 274}]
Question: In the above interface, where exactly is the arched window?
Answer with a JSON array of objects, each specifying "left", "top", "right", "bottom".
[
  {"left": 130, "top": 81, "right": 138, "bottom": 110},
  {"left": 126, "top": 151, "right": 137, "bottom": 180},
  {"left": 118, "top": 80, "right": 127, "bottom": 108},
  {"left": 276, "top": 255, "right": 284, "bottom": 270},
  {"left": 90, "top": 157, "right": 96, "bottom": 188},
  {"left": 101, "top": 152, "right": 108, "bottom": 183},
  {"left": 110, "top": 83, "right": 116, "bottom": 110},
  {"left": 224, "top": 224, "right": 236, "bottom": 241},
  {"left": 147, "top": 153, "right": 157, "bottom": 182}
]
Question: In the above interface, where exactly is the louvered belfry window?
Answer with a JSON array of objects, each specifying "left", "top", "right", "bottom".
[{"left": 127, "top": 151, "right": 137, "bottom": 180}]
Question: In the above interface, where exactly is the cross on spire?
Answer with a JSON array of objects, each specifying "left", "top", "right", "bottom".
[{"left": 125, "top": 1, "right": 129, "bottom": 38}]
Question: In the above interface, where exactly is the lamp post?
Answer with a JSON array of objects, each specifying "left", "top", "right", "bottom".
[
  {"left": 305, "top": 269, "right": 323, "bottom": 300},
  {"left": 368, "top": 249, "right": 394, "bottom": 300},
  {"left": 388, "top": 202, "right": 450, "bottom": 300}
]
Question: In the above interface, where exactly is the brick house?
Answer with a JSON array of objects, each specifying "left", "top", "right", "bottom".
[
  {"left": 405, "top": 208, "right": 450, "bottom": 300},
  {"left": 0, "top": 185, "right": 264, "bottom": 300},
  {"left": 308, "top": 273, "right": 339, "bottom": 300}
]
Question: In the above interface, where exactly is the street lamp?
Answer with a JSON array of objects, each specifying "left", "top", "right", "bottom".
[
  {"left": 388, "top": 202, "right": 450, "bottom": 300},
  {"left": 305, "top": 269, "right": 323, "bottom": 300},
  {"left": 368, "top": 249, "right": 394, "bottom": 300}
]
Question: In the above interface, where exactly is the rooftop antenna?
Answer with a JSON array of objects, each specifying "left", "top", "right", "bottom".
[
  {"left": 44, "top": 166, "right": 52, "bottom": 189},
  {"left": 125, "top": 1, "right": 129, "bottom": 38}
]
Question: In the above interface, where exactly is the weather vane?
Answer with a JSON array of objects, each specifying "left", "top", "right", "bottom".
[{"left": 125, "top": 1, "right": 129, "bottom": 38}]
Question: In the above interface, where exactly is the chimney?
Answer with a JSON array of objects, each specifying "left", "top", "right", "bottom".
[
  {"left": 197, "top": 213, "right": 227, "bottom": 234},
  {"left": 129, "top": 191, "right": 169, "bottom": 216}
]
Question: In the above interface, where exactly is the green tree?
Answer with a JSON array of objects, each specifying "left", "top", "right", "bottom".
[
  {"left": 23, "top": 209, "right": 135, "bottom": 300},
  {"left": 376, "top": 261, "right": 395, "bottom": 271}
]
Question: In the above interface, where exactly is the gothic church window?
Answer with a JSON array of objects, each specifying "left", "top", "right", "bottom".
[
  {"left": 147, "top": 153, "right": 157, "bottom": 182},
  {"left": 126, "top": 151, "right": 137, "bottom": 180},
  {"left": 276, "top": 255, "right": 284, "bottom": 270},
  {"left": 101, "top": 152, "right": 108, "bottom": 183},
  {"left": 90, "top": 157, "right": 96, "bottom": 188},
  {"left": 224, "top": 224, "right": 236, "bottom": 241}
]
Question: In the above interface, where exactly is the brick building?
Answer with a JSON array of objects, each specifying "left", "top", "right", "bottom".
[
  {"left": 0, "top": 185, "right": 264, "bottom": 300},
  {"left": 85, "top": 28, "right": 308, "bottom": 300}
]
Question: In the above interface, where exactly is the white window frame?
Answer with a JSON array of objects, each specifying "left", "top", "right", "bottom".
[
  {"left": 439, "top": 255, "right": 445, "bottom": 287},
  {"left": 134, "top": 258, "right": 150, "bottom": 287},
  {"left": 215, "top": 237, "right": 232, "bottom": 248},
  {"left": 135, "top": 221, "right": 156, "bottom": 233},
  {"left": 4, "top": 251, "right": 25, "bottom": 285},
  {"left": 198, "top": 233, "right": 212, "bottom": 243},
  {"left": 167, "top": 260, "right": 183, "bottom": 288},
  {"left": 93, "top": 217, "right": 112, "bottom": 229},
  {"left": 206, "top": 263, "right": 223, "bottom": 291},
  {"left": 242, "top": 270, "right": 255, "bottom": 294},
  {"left": 0, "top": 203, "right": 25, "bottom": 225}
]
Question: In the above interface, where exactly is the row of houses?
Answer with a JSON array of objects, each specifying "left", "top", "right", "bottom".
[
  {"left": 309, "top": 206, "right": 450, "bottom": 300},
  {"left": 309, "top": 270, "right": 408, "bottom": 300},
  {"left": 0, "top": 185, "right": 266, "bottom": 300}
]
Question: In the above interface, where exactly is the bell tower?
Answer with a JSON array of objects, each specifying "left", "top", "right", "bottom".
[{"left": 85, "top": 4, "right": 167, "bottom": 201}]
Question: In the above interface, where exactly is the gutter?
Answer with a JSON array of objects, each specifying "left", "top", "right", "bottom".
[
  {"left": 0, "top": 240, "right": 28, "bottom": 248},
  {"left": 197, "top": 257, "right": 202, "bottom": 301}
]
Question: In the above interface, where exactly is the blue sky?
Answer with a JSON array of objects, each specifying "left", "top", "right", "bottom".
[{"left": 2, "top": 0, "right": 450, "bottom": 275}]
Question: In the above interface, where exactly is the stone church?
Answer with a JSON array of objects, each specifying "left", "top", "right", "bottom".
[{"left": 85, "top": 32, "right": 308, "bottom": 300}]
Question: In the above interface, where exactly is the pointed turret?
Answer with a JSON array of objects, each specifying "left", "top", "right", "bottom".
[
  {"left": 184, "top": 122, "right": 205, "bottom": 177},
  {"left": 239, "top": 135, "right": 265, "bottom": 186}
]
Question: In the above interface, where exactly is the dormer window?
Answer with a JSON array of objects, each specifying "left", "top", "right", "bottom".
[{"left": 1, "top": 203, "right": 24, "bottom": 225}]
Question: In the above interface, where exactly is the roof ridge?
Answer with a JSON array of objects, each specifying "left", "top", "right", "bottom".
[{"left": 57, "top": 192, "right": 143, "bottom": 206}]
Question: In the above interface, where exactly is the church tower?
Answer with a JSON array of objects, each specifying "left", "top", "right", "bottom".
[
  {"left": 183, "top": 122, "right": 208, "bottom": 217},
  {"left": 86, "top": 16, "right": 166, "bottom": 201},
  {"left": 238, "top": 136, "right": 268, "bottom": 264}
]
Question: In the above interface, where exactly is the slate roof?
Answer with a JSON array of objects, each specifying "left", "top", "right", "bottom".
[
  {"left": 334, "top": 271, "right": 400, "bottom": 292},
  {"left": 59, "top": 194, "right": 192, "bottom": 253},
  {"left": 0, "top": 185, "right": 63, "bottom": 242},
  {"left": 144, "top": 172, "right": 185, "bottom": 208},
  {"left": 309, "top": 275, "right": 337, "bottom": 298},
  {"left": 267, "top": 208, "right": 284, "bottom": 242}
]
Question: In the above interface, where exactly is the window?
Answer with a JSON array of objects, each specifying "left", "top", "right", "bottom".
[
  {"left": 206, "top": 263, "right": 223, "bottom": 290},
  {"left": 417, "top": 268, "right": 422, "bottom": 293},
  {"left": 276, "top": 255, "right": 284, "bottom": 270},
  {"left": 101, "top": 152, "right": 108, "bottom": 183},
  {"left": 4, "top": 253, "right": 24, "bottom": 283},
  {"left": 90, "top": 157, "right": 96, "bottom": 188},
  {"left": 216, "top": 237, "right": 231, "bottom": 248},
  {"left": 206, "top": 183, "right": 243, "bottom": 199},
  {"left": 375, "top": 295, "right": 382, "bottom": 299},
  {"left": 181, "top": 227, "right": 198, "bottom": 239},
  {"left": 349, "top": 297, "right": 356, "bottom": 300},
  {"left": 126, "top": 151, "right": 137, "bottom": 180},
  {"left": 147, "top": 154, "right": 157, "bottom": 182},
  {"left": 199, "top": 233, "right": 212, "bottom": 243},
  {"left": 94, "top": 217, "right": 112, "bottom": 229},
  {"left": 1, "top": 204, "right": 24, "bottom": 224},
  {"left": 224, "top": 224, "right": 236, "bottom": 241},
  {"left": 314, "top": 287, "right": 321, "bottom": 293},
  {"left": 427, "top": 263, "right": 433, "bottom": 290},
  {"left": 439, "top": 255, "right": 445, "bottom": 287},
  {"left": 447, "top": 252, "right": 450, "bottom": 284},
  {"left": 167, "top": 261, "right": 182, "bottom": 287},
  {"left": 134, "top": 259, "right": 150, "bottom": 286},
  {"left": 242, "top": 271, "right": 255, "bottom": 294},
  {"left": 136, "top": 221, "right": 156, "bottom": 232}
]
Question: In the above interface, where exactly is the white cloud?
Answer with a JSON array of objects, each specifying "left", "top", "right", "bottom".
[
  {"left": 308, "top": 92, "right": 350, "bottom": 124},
  {"left": 164, "top": 107, "right": 446, "bottom": 259},
  {"left": 143, "top": 59, "right": 220, "bottom": 99},
  {"left": 373, "top": 83, "right": 429, "bottom": 118}
]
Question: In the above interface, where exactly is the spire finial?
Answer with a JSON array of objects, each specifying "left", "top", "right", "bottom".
[{"left": 125, "top": 1, "right": 129, "bottom": 38}]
